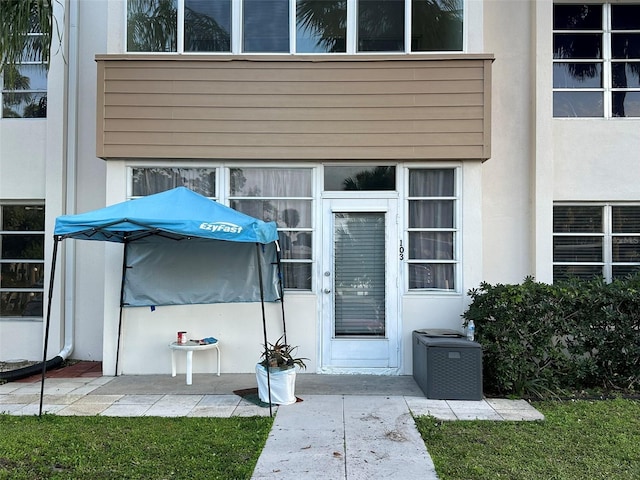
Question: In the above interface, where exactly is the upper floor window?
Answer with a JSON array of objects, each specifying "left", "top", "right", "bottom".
[
  {"left": 553, "top": 3, "right": 640, "bottom": 118},
  {"left": 126, "top": 0, "right": 463, "bottom": 54},
  {"left": 0, "top": 204, "right": 45, "bottom": 319},
  {"left": 1, "top": 24, "right": 47, "bottom": 118}
]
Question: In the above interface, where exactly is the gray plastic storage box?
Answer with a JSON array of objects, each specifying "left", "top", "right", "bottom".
[{"left": 412, "top": 330, "right": 483, "bottom": 400}]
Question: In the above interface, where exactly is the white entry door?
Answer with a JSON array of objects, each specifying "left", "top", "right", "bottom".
[{"left": 321, "top": 197, "right": 399, "bottom": 373}]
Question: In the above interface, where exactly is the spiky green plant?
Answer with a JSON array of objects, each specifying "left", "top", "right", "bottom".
[{"left": 259, "top": 335, "right": 308, "bottom": 370}]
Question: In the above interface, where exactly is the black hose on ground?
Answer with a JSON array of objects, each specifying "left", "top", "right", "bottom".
[{"left": 0, "top": 356, "right": 64, "bottom": 382}]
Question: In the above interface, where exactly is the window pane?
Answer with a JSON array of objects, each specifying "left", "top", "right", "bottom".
[
  {"left": 2, "top": 92, "right": 47, "bottom": 118},
  {"left": 612, "top": 236, "right": 640, "bottom": 262},
  {"left": 553, "top": 34, "right": 602, "bottom": 59},
  {"left": 553, "top": 63, "right": 601, "bottom": 88},
  {"left": 408, "top": 232, "right": 453, "bottom": 260},
  {"left": 553, "top": 5, "right": 602, "bottom": 30},
  {"left": 612, "top": 92, "right": 640, "bottom": 117},
  {"left": 553, "top": 91, "right": 603, "bottom": 117},
  {"left": 409, "top": 169, "right": 454, "bottom": 196},
  {"left": 131, "top": 168, "right": 216, "bottom": 196},
  {"left": 611, "top": 5, "right": 640, "bottom": 30},
  {"left": 0, "top": 234, "right": 44, "bottom": 259},
  {"left": 281, "top": 263, "right": 312, "bottom": 290},
  {"left": 324, "top": 166, "right": 395, "bottom": 191},
  {"left": 296, "top": 0, "right": 347, "bottom": 53},
  {"left": 611, "top": 34, "right": 640, "bottom": 60},
  {"left": 409, "top": 200, "right": 454, "bottom": 228},
  {"left": 409, "top": 263, "right": 454, "bottom": 290},
  {"left": 1, "top": 262, "right": 45, "bottom": 288},
  {"left": 411, "top": 0, "right": 463, "bottom": 52},
  {"left": 612, "top": 206, "right": 640, "bottom": 232},
  {"left": 127, "top": 0, "right": 177, "bottom": 52},
  {"left": 1, "top": 205, "right": 45, "bottom": 231},
  {"left": 554, "top": 264, "right": 603, "bottom": 281},
  {"left": 279, "top": 231, "right": 312, "bottom": 259},
  {"left": 230, "top": 199, "right": 312, "bottom": 227},
  {"left": 3, "top": 65, "right": 48, "bottom": 91},
  {"left": 612, "top": 63, "right": 640, "bottom": 88},
  {"left": 243, "top": 0, "right": 289, "bottom": 52},
  {"left": 184, "top": 0, "right": 231, "bottom": 52},
  {"left": 230, "top": 168, "right": 312, "bottom": 197},
  {"left": 1, "top": 291, "right": 43, "bottom": 317},
  {"left": 358, "top": 0, "right": 404, "bottom": 52},
  {"left": 612, "top": 265, "right": 640, "bottom": 279},
  {"left": 553, "top": 206, "right": 602, "bottom": 233},
  {"left": 553, "top": 237, "right": 603, "bottom": 262}
]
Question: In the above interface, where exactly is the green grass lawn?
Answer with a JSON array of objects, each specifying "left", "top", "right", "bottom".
[
  {"left": 415, "top": 398, "right": 640, "bottom": 480},
  {"left": 0, "top": 415, "right": 272, "bottom": 480}
]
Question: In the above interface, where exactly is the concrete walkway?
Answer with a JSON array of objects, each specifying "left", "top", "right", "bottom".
[{"left": 0, "top": 372, "right": 544, "bottom": 479}]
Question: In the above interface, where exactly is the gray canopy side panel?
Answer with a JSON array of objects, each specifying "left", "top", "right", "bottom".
[{"left": 122, "top": 238, "right": 279, "bottom": 307}]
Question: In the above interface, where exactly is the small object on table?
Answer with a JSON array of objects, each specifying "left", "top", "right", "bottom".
[{"left": 169, "top": 339, "right": 220, "bottom": 385}]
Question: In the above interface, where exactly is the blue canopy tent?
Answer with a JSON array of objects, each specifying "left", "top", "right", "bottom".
[{"left": 40, "top": 187, "right": 285, "bottom": 415}]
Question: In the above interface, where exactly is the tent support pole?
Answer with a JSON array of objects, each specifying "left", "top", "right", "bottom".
[
  {"left": 256, "top": 243, "right": 273, "bottom": 417},
  {"left": 39, "top": 236, "right": 60, "bottom": 416},
  {"left": 274, "top": 241, "right": 287, "bottom": 345},
  {"left": 115, "top": 242, "right": 128, "bottom": 376}
]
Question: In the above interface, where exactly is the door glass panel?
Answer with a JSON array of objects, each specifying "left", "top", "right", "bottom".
[{"left": 334, "top": 212, "right": 385, "bottom": 336}]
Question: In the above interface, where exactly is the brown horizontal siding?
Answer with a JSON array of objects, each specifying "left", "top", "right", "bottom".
[{"left": 96, "top": 55, "right": 493, "bottom": 160}]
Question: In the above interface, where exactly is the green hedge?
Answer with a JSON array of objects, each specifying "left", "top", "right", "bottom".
[{"left": 463, "top": 275, "right": 640, "bottom": 398}]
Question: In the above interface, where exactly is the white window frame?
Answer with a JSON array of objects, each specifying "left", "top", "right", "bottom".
[
  {"left": 126, "top": 0, "right": 466, "bottom": 55},
  {"left": 553, "top": 2, "right": 640, "bottom": 118},
  {"left": 0, "top": 202, "right": 46, "bottom": 321},
  {"left": 404, "top": 166, "right": 461, "bottom": 293},
  {"left": 0, "top": 32, "right": 48, "bottom": 119}
]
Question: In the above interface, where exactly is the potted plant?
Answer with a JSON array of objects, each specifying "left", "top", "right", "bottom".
[{"left": 256, "top": 335, "right": 307, "bottom": 405}]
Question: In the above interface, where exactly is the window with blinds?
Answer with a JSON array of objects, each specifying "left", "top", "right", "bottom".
[{"left": 553, "top": 204, "right": 640, "bottom": 281}]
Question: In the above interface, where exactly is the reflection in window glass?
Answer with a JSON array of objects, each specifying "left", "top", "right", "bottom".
[
  {"left": 553, "top": 63, "right": 601, "bottom": 88},
  {"left": 553, "top": 4, "right": 640, "bottom": 118},
  {"left": 0, "top": 204, "right": 45, "bottom": 318},
  {"left": 131, "top": 168, "right": 216, "bottom": 197},
  {"left": 243, "top": 0, "right": 289, "bottom": 52},
  {"left": 185, "top": 0, "right": 231, "bottom": 52},
  {"left": 229, "top": 168, "right": 313, "bottom": 290},
  {"left": 553, "top": 91, "right": 603, "bottom": 117},
  {"left": 411, "top": 0, "right": 463, "bottom": 52},
  {"left": 127, "top": 0, "right": 178, "bottom": 52},
  {"left": 2, "top": 33, "right": 48, "bottom": 118},
  {"left": 324, "top": 166, "right": 395, "bottom": 191},
  {"left": 296, "top": 0, "right": 347, "bottom": 53},
  {"left": 358, "top": 0, "right": 404, "bottom": 52}
]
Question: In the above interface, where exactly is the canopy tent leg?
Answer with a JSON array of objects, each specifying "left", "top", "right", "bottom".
[
  {"left": 39, "top": 237, "right": 60, "bottom": 416},
  {"left": 256, "top": 243, "right": 273, "bottom": 417},
  {"left": 115, "top": 242, "right": 128, "bottom": 376},
  {"left": 274, "top": 241, "right": 287, "bottom": 345}
]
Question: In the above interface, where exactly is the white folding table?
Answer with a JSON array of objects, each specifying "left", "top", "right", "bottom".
[{"left": 169, "top": 340, "right": 220, "bottom": 385}]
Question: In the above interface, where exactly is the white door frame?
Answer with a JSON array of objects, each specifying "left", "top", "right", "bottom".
[{"left": 319, "top": 195, "right": 400, "bottom": 374}]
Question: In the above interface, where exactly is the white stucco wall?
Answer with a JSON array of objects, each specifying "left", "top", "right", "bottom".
[
  {"left": 480, "top": 0, "right": 534, "bottom": 285},
  {"left": 553, "top": 120, "right": 640, "bottom": 200}
]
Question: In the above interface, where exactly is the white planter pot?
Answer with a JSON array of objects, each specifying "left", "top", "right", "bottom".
[{"left": 255, "top": 364, "right": 297, "bottom": 405}]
